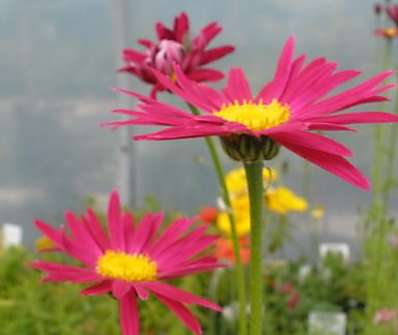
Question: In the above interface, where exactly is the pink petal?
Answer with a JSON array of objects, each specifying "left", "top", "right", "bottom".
[
  {"left": 119, "top": 293, "right": 140, "bottom": 335},
  {"left": 155, "top": 294, "right": 203, "bottom": 335},
  {"left": 256, "top": 36, "right": 295, "bottom": 102},
  {"left": 122, "top": 49, "right": 146, "bottom": 63},
  {"left": 223, "top": 68, "right": 253, "bottom": 102},
  {"left": 279, "top": 141, "right": 370, "bottom": 190},
  {"left": 84, "top": 209, "right": 110, "bottom": 251},
  {"left": 65, "top": 211, "right": 103, "bottom": 257},
  {"left": 32, "top": 261, "right": 100, "bottom": 283},
  {"left": 108, "top": 190, "right": 125, "bottom": 250},
  {"left": 148, "top": 217, "right": 194, "bottom": 256},
  {"left": 34, "top": 220, "right": 64, "bottom": 249},
  {"left": 133, "top": 284, "right": 150, "bottom": 300},
  {"left": 113, "top": 280, "right": 132, "bottom": 299},
  {"left": 188, "top": 68, "right": 224, "bottom": 82},
  {"left": 199, "top": 45, "right": 235, "bottom": 66},
  {"left": 174, "top": 12, "right": 189, "bottom": 42},
  {"left": 308, "top": 111, "right": 398, "bottom": 125},
  {"left": 271, "top": 130, "right": 353, "bottom": 157},
  {"left": 81, "top": 280, "right": 112, "bottom": 296},
  {"left": 128, "top": 212, "right": 163, "bottom": 253},
  {"left": 193, "top": 22, "right": 221, "bottom": 49}
]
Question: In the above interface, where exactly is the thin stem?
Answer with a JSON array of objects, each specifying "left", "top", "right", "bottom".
[
  {"left": 371, "top": 39, "right": 392, "bottom": 221},
  {"left": 244, "top": 160, "right": 264, "bottom": 335},
  {"left": 188, "top": 104, "right": 248, "bottom": 335},
  {"left": 383, "top": 75, "right": 398, "bottom": 210}
]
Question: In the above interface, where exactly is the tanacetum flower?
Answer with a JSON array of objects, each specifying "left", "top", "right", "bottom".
[
  {"left": 120, "top": 12, "right": 234, "bottom": 97},
  {"left": 107, "top": 37, "right": 398, "bottom": 190},
  {"left": 32, "top": 191, "right": 222, "bottom": 335},
  {"left": 216, "top": 195, "right": 250, "bottom": 237},
  {"left": 266, "top": 187, "right": 308, "bottom": 215},
  {"left": 226, "top": 166, "right": 278, "bottom": 197}
]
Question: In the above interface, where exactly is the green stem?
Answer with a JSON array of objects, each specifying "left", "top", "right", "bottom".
[
  {"left": 244, "top": 160, "right": 264, "bottom": 335},
  {"left": 371, "top": 39, "right": 392, "bottom": 221},
  {"left": 383, "top": 76, "right": 398, "bottom": 211},
  {"left": 188, "top": 105, "right": 247, "bottom": 335}
]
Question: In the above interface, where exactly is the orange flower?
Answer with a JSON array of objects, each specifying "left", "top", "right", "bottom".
[
  {"left": 214, "top": 237, "right": 250, "bottom": 265},
  {"left": 197, "top": 206, "right": 218, "bottom": 224}
]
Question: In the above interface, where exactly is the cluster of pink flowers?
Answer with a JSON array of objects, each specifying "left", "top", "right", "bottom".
[{"left": 33, "top": 10, "right": 398, "bottom": 335}]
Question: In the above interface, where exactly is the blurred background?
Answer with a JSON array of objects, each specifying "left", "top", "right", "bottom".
[{"left": 0, "top": 0, "right": 390, "bottom": 248}]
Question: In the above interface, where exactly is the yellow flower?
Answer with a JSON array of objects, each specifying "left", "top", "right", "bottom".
[
  {"left": 311, "top": 206, "right": 325, "bottom": 220},
  {"left": 226, "top": 167, "right": 278, "bottom": 197},
  {"left": 266, "top": 187, "right": 308, "bottom": 215},
  {"left": 217, "top": 210, "right": 250, "bottom": 237},
  {"left": 35, "top": 236, "right": 56, "bottom": 252}
]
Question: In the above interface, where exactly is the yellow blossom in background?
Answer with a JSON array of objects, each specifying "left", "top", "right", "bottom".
[
  {"left": 35, "top": 236, "right": 56, "bottom": 252},
  {"left": 311, "top": 206, "right": 325, "bottom": 220},
  {"left": 266, "top": 187, "right": 308, "bottom": 215},
  {"left": 226, "top": 167, "right": 278, "bottom": 197},
  {"left": 217, "top": 211, "right": 251, "bottom": 237}
]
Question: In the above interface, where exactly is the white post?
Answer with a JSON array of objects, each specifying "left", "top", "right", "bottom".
[{"left": 110, "top": 0, "right": 137, "bottom": 207}]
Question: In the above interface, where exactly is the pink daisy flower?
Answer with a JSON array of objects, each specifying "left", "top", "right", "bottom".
[
  {"left": 120, "top": 12, "right": 235, "bottom": 97},
  {"left": 32, "top": 191, "right": 222, "bottom": 335},
  {"left": 106, "top": 37, "right": 398, "bottom": 190}
]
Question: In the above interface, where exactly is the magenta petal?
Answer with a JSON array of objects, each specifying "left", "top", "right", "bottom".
[
  {"left": 280, "top": 142, "right": 370, "bottom": 190},
  {"left": 119, "top": 293, "right": 140, "bottom": 335},
  {"left": 271, "top": 130, "right": 353, "bottom": 157},
  {"left": 155, "top": 294, "right": 203, "bottom": 335},
  {"left": 188, "top": 68, "right": 224, "bottom": 82},
  {"left": 134, "top": 284, "right": 150, "bottom": 300},
  {"left": 113, "top": 280, "right": 132, "bottom": 299},
  {"left": 84, "top": 209, "right": 110, "bottom": 251},
  {"left": 143, "top": 282, "right": 221, "bottom": 311},
  {"left": 148, "top": 217, "right": 194, "bottom": 256},
  {"left": 32, "top": 261, "right": 100, "bottom": 283},
  {"left": 108, "top": 190, "right": 125, "bottom": 250},
  {"left": 65, "top": 211, "right": 103, "bottom": 257},
  {"left": 34, "top": 220, "right": 64, "bottom": 249},
  {"left": 199, "top": 45, "right": 235, "bottom": 66},
  {"left": 122, "top": 49, "right": 146, "bottom": 63},
  {"left": 256, "top": 36, "right": 295, "bottom": 102},
  {"left": 128, "top": 212, "right": 163, "bottom": 253},
  {"left": 223, "top": 68, "right": 253, "bottom": 102},
  {"left": 81, "top": 280, "right": 112, "bottom": 296},
  {"left": 309, "top": 111, "right": 398, "bottom": 125}
]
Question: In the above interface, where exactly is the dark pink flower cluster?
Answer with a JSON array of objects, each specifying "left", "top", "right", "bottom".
[{"left": 120, "top": 12, "right": 234, "bottom": 97}]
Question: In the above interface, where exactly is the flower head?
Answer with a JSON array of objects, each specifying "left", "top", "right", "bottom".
[
  {"left": 107, "top": 37, "right": 398, "bottom": 190},
  {"left": 32, "top": 191, "right": 222, "bottom": 335},
  {"left": 266, "top": 187, "right": 308, "bottom": 215},
  {"left": 120, "top": 12, "right": 234, "bottom": 97}
]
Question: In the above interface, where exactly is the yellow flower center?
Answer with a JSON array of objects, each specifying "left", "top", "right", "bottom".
[
  {"left": 214, "top": 99, "right": 290, "bottom": 131},
  {"left": 96, "top": 251, "right": 158, "bottom": 282}
]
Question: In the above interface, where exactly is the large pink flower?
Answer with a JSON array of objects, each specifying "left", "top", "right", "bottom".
[
  {"left": 120, "top": 12, "right": 234, "bottom": 97},
  {"left": 106, "top": 37, "right": 398, "bottom": 190},
  {"left": 32, "top": 191, "right": 222, "bottom": 335}
]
